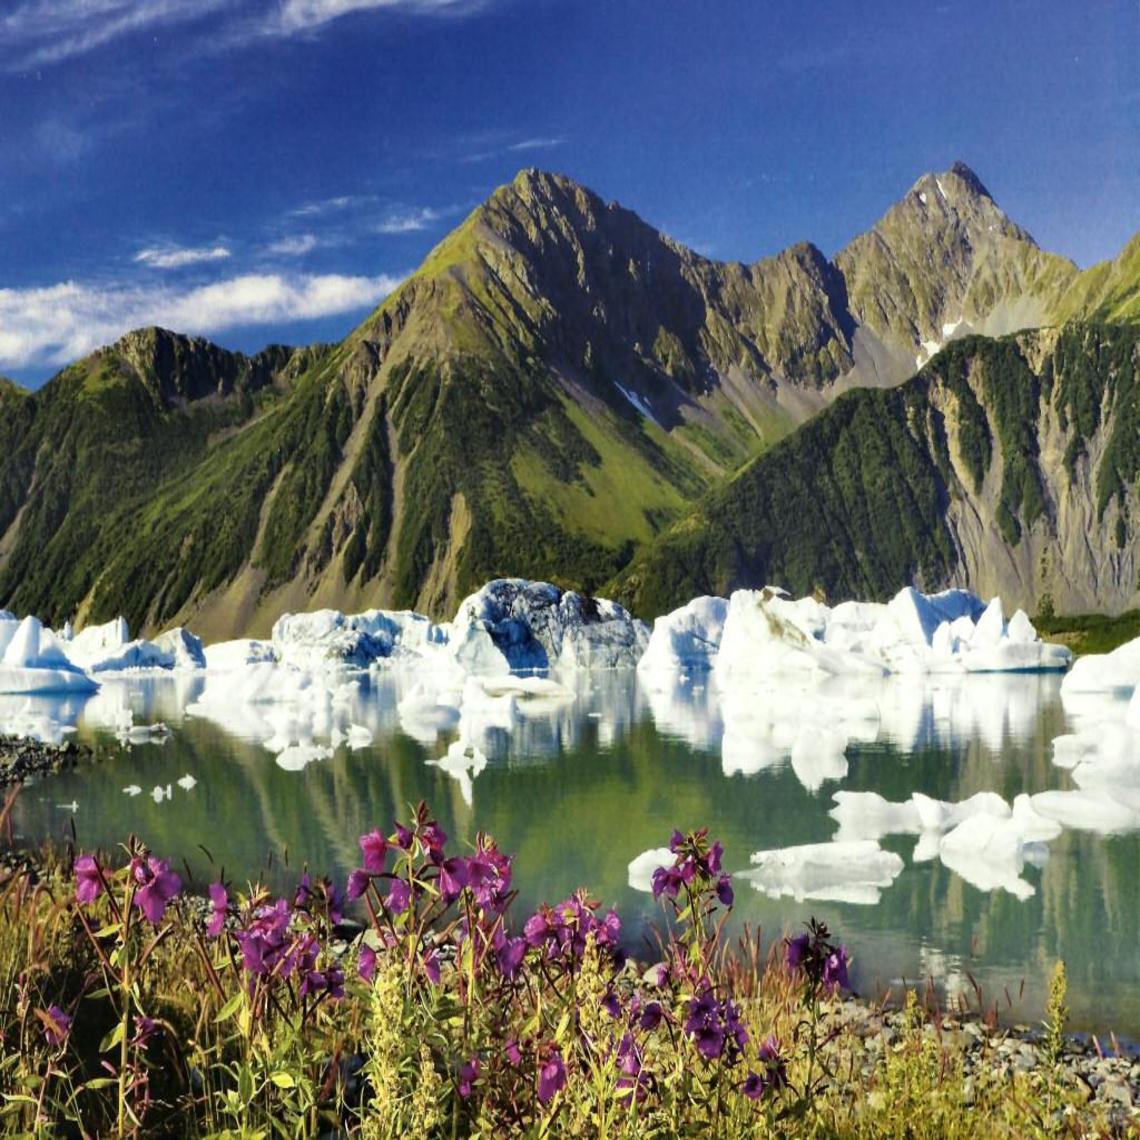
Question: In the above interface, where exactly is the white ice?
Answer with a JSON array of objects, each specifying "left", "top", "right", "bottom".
[{"left": 743, "top": 840, "right": 905, "bottom": 905}]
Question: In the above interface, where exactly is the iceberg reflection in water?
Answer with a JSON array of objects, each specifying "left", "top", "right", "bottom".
[{"left": 10, "top": 662, "right": 1140, "bottom": 1034}]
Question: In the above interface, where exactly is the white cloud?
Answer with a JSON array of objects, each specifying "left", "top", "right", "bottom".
[
  {"left": 3, "top": 0, "right": 229, "bottom": 67},
  {"left": 289, "top": 194, "right": 371, "bottom": 218},
  {"left": 276, "top": 0, "right": 479, "bottom": 34},
  {"left": 134, "top": 245, "right": 232, "bottom": 269},
  {"left": 265, "top": 234, "right": 320, "bottom": 256},
  {"left": 374, "top": 207, "right": 447, "bottom": 235},
  {"left": 507, "top": 137, "right": 566, "bottom": 152},
  {"left": 0, "top": 271, "right": 403, "bottom": 369}
]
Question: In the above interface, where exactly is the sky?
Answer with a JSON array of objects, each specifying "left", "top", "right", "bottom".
[{"left": 1, "top": 0, "right": 1138, "bottom": 386}]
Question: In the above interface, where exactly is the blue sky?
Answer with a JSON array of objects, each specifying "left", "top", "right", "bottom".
[{"left": 2, "top": 0, "right": 1137, "bottom": 385}]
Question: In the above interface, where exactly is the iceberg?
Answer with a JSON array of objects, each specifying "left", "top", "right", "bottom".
[
  {"left": 450, "top": 580, "right": 648, "bottom": 674},
  {"left": 272, "top": 608, "right": 449, "bottom": 670},
  {"left": 1060, "top": 637, "right": 1140, "bottom": 697},
  {"left": 0, "top": 615, "right": 97, "bottom": 695},
  {"left": 638, "top": 596, "right": 728, "bottom": 676},
  {"left": 643, "top": 585, "right": 1069, "bottom": 683},
  {"left": 627, "top": 846, "right": 677, "bottom": 893},
  {"left": 743, "top": 840, "right": 905, "bottom": 905},
  {"left": 66, "top": 618, "right": 205, "bottom": 674}
]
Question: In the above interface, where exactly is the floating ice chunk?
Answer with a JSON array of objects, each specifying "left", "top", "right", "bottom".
[
  {"left": 829, "top": 791, "right": 923, "bottom": 841},
  {"left": 938, "top": 813, "right": 1048, "bottom": 899},
  {"left": 1061, "top": 637, "right": 1140, "bottom": 697},
  {"left": 627, "top": 847, "right": 676, "bottom": 892},
  {"left": 203, "top": 639, "right": 279, "bottom": 671},
  {"left": 123, "top": 785, "right": 142, "bottom": 796},
  {"left": 68, "top": 617, "right": 131, "bottom": 663},
  {"left": 450, "top": 580, "right": 648, "bottom": 674},
  {"left": 272, "top": 608, "right": 450, "bottom": 670},
  {"left": 1129, "top": 686, "right": 1140, "bottom": 731},
  {"left": 67, "top": 619, "right": 205, "bottom": 674},
  {"left": 176, "top": 773, "right": 197, "bottom": 791},
  {"left": 151, "top": 784, "right": 172, "bottom": 804},
  {"left": 428, "top": 740, "right": 488, "bottom": 807},
  {"left": 152, "top": 628, "right": 206, "bottom": 670},
  {"left": 638, "top": 597, "right": 728, "bottom": 676},
  {"left": 57, "top": 800, "right": 78, "bottom": 813},
  {"left": 0, "top": 616, "right": 97, "bottom": 695},
  {"left": 275, "top": 744, "right": 332, "bottom": 771},
  {"left": 1006, "top": 610, "right": 1037, "bottom": 645},
  {"left": 743, "top": 840, "right": 904, "bottom": 905},
  {"left": 716, "top": 587, "right": 884, "bottom": 683},
  {"left": 911, "top": 790, "right": 1010, "bottom": 834},
  {"left": 1029, "top": 789, "right": 1140, "bottom": 834}
]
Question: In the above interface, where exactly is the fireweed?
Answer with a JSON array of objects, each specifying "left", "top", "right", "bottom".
[{"left": 0, "top": 801, "right": 867, "bottom": 1136}]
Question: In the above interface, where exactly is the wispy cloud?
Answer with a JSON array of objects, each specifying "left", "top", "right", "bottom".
[
  {"left": 3, "top": 0, "right": 491, "bottom": 69},
  {"left": 3, "top": 0, "right": 229, "bottom": 68},
  {"left": 288, "top": 194, "right": 374, "bottom": 218},
  {"left": 265, "top": 234, "right": 320, "bottom": 256},
  {"left": 374, "top": 206, "right": 449, "bottom": 234},
  {"left": 134, "top": 244, "right": 232, "bottom": 269},
  {"left": 460, "top": 134, "right": 567, "bottom": 164},
  {"left": 507, "top": 137, "right": 566, "bottom": 153},
  {"left": 275, "top": 0, "right": 484, "bottom": 35},
  {"left": 0, "top": 271, "right": 403, "bottom": 369}
]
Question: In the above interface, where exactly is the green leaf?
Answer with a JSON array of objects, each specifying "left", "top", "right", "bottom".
[
  {"left": 99, "top": 1022, "right": 125, "bottom": 1053},
  {"left": 269, "top": 1071, "right": 296, "bottom": 1089},
  {"left": 214, "top": 992, "right": 243, "bottom": 1023}
]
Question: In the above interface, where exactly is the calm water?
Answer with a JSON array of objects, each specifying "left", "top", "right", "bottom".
[{"left": 9, "top": 667, "right": 1140, "bottom": 1036}]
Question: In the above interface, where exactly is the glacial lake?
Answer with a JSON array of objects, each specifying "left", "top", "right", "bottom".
[{"left": 9, "top": 666, "right": 1140, "bottom": 1037}]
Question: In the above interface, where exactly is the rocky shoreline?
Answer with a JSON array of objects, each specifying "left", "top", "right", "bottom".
[
  {"left": 0, "top": 734, "right": 93, "bottom": 787},
  {"left": 829, "top": 997, "right": 1140, "bottom": 1133}
]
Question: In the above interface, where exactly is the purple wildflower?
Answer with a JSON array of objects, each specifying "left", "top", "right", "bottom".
[
  {"left": 496, "top": 936, "right": 526, "bottom": 980},
  {"left": 132, "top": 856, "right": 181, "bottom": 926},
  {"left": 601, "top": 989, "right": 621, "bottom": 1019},
  {"left": 437, "top": 857, "right": 469, "bottom": 904},
  {"left": 639, "top": 1001, "right": 664, "bottom": 1031},
  {"left": 785, "top": 932, "right": 811, "bottom": 972},
  {"left": 393, "top": 823, "right": 414, "bottom": 850},
  {"left": 207, "top": 882, "right": 228, "bottom": 938},
  {"left": 385, "top": 878, "right": 411, "bottom": 915},
  {"left": 359, "top": 830, "right": 388, "bottom": 873},
  {"left": 132, "top": 1016, "right": 159, "bottom": 1050},
  {"left": 43, "top": 1006, "right": 71, "bottom": 1048},
  {"left": 716, "top": 874, "right": 734, "bottom": 907},
  {"left": 422, "top": 948, "right": 441, "bottom": 984},
  {"left": 758, "top": 1033, "right": 789, "bottom": 1091},
  {"left": 537, "top": 1049, "right": 566, "bottom": 1106},
  {"left": 458, "top": 1057, "right": 479, "bottom": 1099},
  {"left": 823, "top": 945, "right": 850, "bottom": 993},
  {"left": 741, "top": 1071, "right": 765, "bottom": 1100},
  {"left": 346, "top": 868, "right": 370, "bottom": 901},
  {"left": 74, "top": 854, "right": 103, "bottom": 905},
  {"left": 358, "top": 943, "right": 377, "bottom": 983},
  {"left": 505, "top": 1039, "right": 522, "bottom": 1067}
]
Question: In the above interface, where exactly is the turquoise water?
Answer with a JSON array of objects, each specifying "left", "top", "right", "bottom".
[{"left": 9, "top": 668, "right": 1140, "bottom": 1036}]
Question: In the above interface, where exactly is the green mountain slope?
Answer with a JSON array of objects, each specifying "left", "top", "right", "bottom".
[
  {"left": 2, "top": 164, "right": 1138, "bottom": 637},
  {"left": 613, "top": 323, "right": 1140, "bottom": 618}
]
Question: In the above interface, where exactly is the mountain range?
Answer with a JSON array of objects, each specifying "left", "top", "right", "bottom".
[{"left": 2, "top": 162, "right": 1138, "bottom": 637}]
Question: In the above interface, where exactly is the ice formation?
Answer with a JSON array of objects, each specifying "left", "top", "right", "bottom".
[
  {"left": 450, "top": 580, "right": 648, "bottom": 674},
  {"left": 66, "top": 618, "right": 205, "bottom": 674},
  {"left": 743, "top": 840, "right": 905, "bottom": 905},
  {"left": 0, "top": 615, "right": 97, "bottom": 695},
  {"left": 1060, "top": 637, "right": 1140, "bottom": 696}
]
